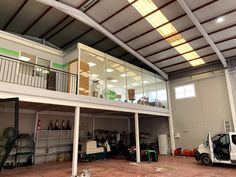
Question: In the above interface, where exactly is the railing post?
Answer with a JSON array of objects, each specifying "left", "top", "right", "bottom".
[{"left": 75, "top": 74, "right": 78, "bottom": 95}]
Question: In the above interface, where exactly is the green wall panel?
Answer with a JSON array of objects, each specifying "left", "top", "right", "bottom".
[
  {"left": 52, "top": 62, "right": 68, "bottom": 70},
  {"left": 0, "top": 47, "right": 19, "bottom": 58}
]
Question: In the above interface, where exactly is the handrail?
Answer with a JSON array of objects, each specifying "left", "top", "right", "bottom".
[
  {"left": 0, "top": 54, "right": 77, "bottom": 76},
  {"left": 0, "top": 55, "right": 78, "bottom": 94}
]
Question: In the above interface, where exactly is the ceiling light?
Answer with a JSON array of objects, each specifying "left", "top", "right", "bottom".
[
  {"left": 133, "top": 76, "right": 141, "bottom": 81},
  {"left": 107, "top": 84, "right": 114, "bottom": 88},
  {"left": 129, "top": 0, "right": 205, "bottom": 67},
  {"left": 216, "top": 17, "right": 224, "bottom": 23},
  {"left": 90, "top": 74, "right": 99, "bottom": 78},
  {"left": 106, "top": 68, "right": 114, "bottom": 72},
  {"left": 19, "top": 56, "right": 31, "bottom": 61},
  {"left": 120, "top": 73, "right": 126, "bottom": 77},
  {"left": 143, "top": 80, "right": 149, "bottom": 84},
  {"left": 132, "top": 83, "right": 138, "bottom": 86},
  {"left": 110, "top": 79, "right": 118, "bottom": 83},
  {"left": 111, "top": 63, "right": 120, "bottom": 68},
  {"left": 189, "top": 59, "right": 205, "bottom": 66},
  {"left": 88, "top": 62, "right": 96, "bottom": 67}
]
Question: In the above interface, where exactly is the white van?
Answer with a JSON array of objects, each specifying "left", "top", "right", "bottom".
[{"left": 195, "top": 132, "right": 236, "bottom": 165}]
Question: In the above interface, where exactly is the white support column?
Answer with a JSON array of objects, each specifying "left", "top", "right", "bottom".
[
  {"left": 225, "top": 69, "right": 236, "bottom": 131},
  {"left": 134, "top": 113, "right": 140, "bottom": 163},
  {"left": 72, "top": 107, "right": 80, "bottom": 177},
  {"left": 167, "top": 81, "right": 176, "bottom": 154}
]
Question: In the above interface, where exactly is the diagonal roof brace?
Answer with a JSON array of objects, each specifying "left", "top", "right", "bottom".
[
  {"left": 177, "top": 0, "right": 227, "bottom": 67},
  {"left": 34, "top": 0, "right": 168, "bottom": 79}
]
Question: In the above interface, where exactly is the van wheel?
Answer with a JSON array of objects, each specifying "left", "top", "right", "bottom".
[{"left": 201, "top": 154, "right": 212, "bottom": 166}]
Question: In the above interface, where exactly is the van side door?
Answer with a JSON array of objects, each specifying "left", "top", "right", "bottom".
[{"left": 229, "top": 132, "right": 236, "bottom": 163}]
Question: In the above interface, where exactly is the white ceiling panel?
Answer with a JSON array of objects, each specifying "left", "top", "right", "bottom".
[
  {"left": 185, "top": 0, "right": 215, "bottom": 10},
  {"left": 147, "top": 48, "right": 179, "bottom": 62},
  {"left": 223, "top": 48, "right": 236, "bottom": 58},
  {"left": 60, "top": 0, "right": 85, "bottom": 8},
  {"left": 93, "top": 38, "right": 117, "bottom": 52},
  {"left": 102, "top": 6, "right": 141, "bottom": 33},
  {"left": 49, "top": 20, "right": 91, "bottom": 47},
  {"left": 127, "top": 29, "right": 163, "bottom": 50},
  {"left": 159, "top": 1, "right": 185, "bottom": 21},
  {"left": 163, "top": 62, "right": 191, "bottom": 73},
  {"left": 210, "top": 25, "right": 236, "bottom": 43},
  {"left": 163, "top": 54, "right": 218, "bottom": 73},
  {"left": 157, "top": 56, "right": 186, "bottom": 68},
  {"left": 115, "top": 19, "right": 153, "bottom": 42},
  {"left": 217, "top": 38, "right": 236, "bottom": 51},
  {"left": 150, "top": 46, "right": 214, "bottom": 64},
  {"left": 86, "top": 0, "right": 129, "bottom": 23},
  {"left": 194, "top": 0, "right": 236, "bottom": 23},
  {"left": 138, "top": 40, "right": 171, "bottom": 56},
  {"left": 138, "top": 28, "right": 204, "bottom": 59},
  {"left": 7, "top": 0, "right": 48, "bottom": 34},
  {"left": 0, "top": 0, "right": 25, "bottom": 28},
  {"left": 26, "top": 8, "right": 67, "bottom": 37},
  {"left": 203, "top": 11, "right": 236, "bottom": 33}
]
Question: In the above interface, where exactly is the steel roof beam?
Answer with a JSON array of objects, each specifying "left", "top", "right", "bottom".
[
  {"left": 177, "top": 0, "right": 227, "bottom": 67},
  {"left": 34, "top": 0, "right": 168, "bottom": 79}
]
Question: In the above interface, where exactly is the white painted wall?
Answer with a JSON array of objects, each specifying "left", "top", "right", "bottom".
[
  {"left": 170, "top": 71, "right": 232, "bottom": 149},
  {"left": 0, "top": 34, "right": 63, "bottom": 63}
]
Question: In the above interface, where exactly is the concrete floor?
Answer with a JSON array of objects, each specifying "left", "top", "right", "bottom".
[{"left": 1, "top": 156, "right": 236, "bottom": 177}]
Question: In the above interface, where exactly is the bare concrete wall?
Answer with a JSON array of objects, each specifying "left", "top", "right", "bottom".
[{"left": 170, "top": 71, "right": 232, "bottom": 149}]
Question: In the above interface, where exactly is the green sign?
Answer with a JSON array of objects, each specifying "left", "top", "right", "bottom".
[
  {"left": 52, "top": 62, "right": 68, "bottom": 70},
  {"left": 0, "top": 47, "right": 19, "bottom": 58}
]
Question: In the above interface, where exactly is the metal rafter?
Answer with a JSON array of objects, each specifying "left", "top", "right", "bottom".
[
  {"left": 39, "top": 0, "right": 93, "bottom": 39},
  {"left": 152, "top": 23, "right": 236, "bottom": 63},
  {"left": 104, "top": 0, "right": 219, "bottom": 54},
  {"left": 160, "top": 45, "right": 236, "bottom": 71},
  {"left": 177, "top": 0, "right": 227, "bottom": 67},
  {"left": 2, "top": 0, "right": 28, "bottom": 30},
  {"left": 22, "top": 6, "right": 53, "bottom": 35},
  {"left": 60, "top": 0, "right": 146, "bottom": 49},
  {"left": 34, "top": 0, "right": 168, "bottom": 79},
  {"left": 121, "top": 9, "right": 236, "bottom": 63},
  {"left": 90, "top": 0, "right": 175, "bottom": 49}
]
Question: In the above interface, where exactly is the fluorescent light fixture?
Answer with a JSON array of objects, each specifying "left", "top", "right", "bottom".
[
  {"left": 111, "top": 63, "right": 120, "bottom": 68},
  {"left": 106, "top": 68, "right": 114, "bottom": 72},
  {"left": 143, "top": 80, "right": 149, "bottom": 84},
  {"left": 42, "top": 70, "right": 49, "bottom": 74},
  {"left": 189, "top": 59, "right": 205, "bottom": 66},
  {"left": 133, "top": 76, "right": 141, "bottom": 81},
  {"left": 110, "top": 79, "right": 118, "bottom": 83},
  {"left": 19, "top": 56, "right": 31, "bottom": 61},
  {"left": 127, "top": 71, "right": 136, "bottom": 77},
  {"left": 120, "top": 73, "right": 126, "bottom": 77},
  {"left": 107, "top": 84, "right": 114, "bottom": 88},
  {"left": 216, "top": 17, "right": 224, "bottom": 23},
  {"left": 132, "top": 83, "right": 138, "bottom": 86},
  {"left": 128, "top": 0, "right": 205, "bottom": 67},
  {"left": 88, "top": 62, "right": 96, "bottom": 67},
  {"left": 90, "top": 74, "right": 99, "bottom": 78}
]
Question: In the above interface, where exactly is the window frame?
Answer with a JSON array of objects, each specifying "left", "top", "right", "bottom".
[{"left": 175, "top": 83, "right": 196, "bottom": 100}]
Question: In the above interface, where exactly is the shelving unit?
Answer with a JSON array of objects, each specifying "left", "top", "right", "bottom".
[
  {"left": 4, "top": 135, "right": 34, "bottom": 169},
  {"left": 35, "top": 130, "right": 73, "bottom": 164}
]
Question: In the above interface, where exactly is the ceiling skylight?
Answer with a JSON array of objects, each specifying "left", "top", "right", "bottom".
[{"left": 128, "top": 0, "right": 205, "bottom": 67}]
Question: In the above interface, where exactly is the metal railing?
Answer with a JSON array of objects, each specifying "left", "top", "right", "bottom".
[{"left": 0, "top": 55, "right": 78, "bottom": 94}]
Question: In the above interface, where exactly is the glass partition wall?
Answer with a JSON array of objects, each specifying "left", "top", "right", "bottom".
[{"left": 78, "top": 44, "right": 168, "bottom": 109}]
